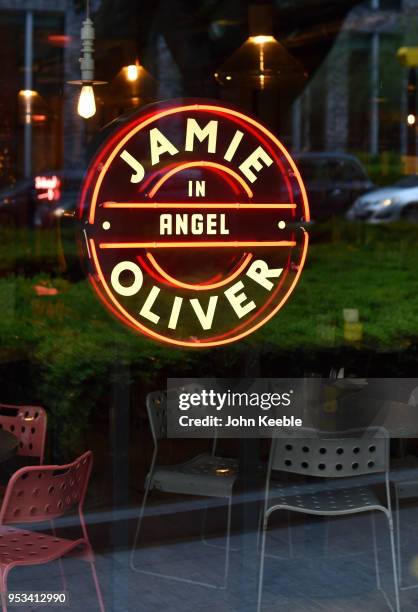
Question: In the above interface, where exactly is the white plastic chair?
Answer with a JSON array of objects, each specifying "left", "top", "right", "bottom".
[
  {"left": 392, "top": 390, "right": 418, "bottom": 590},
  {"left": 130, "top": 390, "right": 238, "bottom": 588},
  {"left": 408, "top": 386, "right": 418, "bottom": 407},
  {"left": 257, "top": 427, "right": 400, "bottom": 612}
]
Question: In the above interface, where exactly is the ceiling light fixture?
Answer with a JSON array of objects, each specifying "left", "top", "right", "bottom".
[{"left": 68, "top": 0, "right": 106, "bottom": 119}]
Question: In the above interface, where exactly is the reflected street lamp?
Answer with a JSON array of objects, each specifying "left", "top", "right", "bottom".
[{"left": 397, "top": 47, "right": 418, "bottom": 162}]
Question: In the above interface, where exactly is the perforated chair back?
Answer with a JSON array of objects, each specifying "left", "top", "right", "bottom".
[
  {"left": 146, "top": 391, "right": 167, "bottom": 442},
  {"left": 0, "top": 404, "right": 47, "bottom": 464},
  {"left": 146, "top": 385, "right": 208, "bottom": 443},
  {"left": 271, "top": 428, "right": 389, "bottom": 478},
  {"left": 0, "top": 451, "right": 92, "bottom": 525}
]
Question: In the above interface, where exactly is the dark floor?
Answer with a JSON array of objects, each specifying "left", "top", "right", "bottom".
[{"left": 6, "top": 488, "right": 418, "bottom": 612}]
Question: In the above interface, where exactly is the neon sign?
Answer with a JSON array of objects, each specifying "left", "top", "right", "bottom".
[
  {"left": 79, "top": 99, "right": 309, "bottom": 348},
  {"left": 35, "top": 175, "right": 61, "bottom": 202}
]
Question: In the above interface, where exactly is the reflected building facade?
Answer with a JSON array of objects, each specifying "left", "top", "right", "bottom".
[
  {"left": 293, "top": 0, "right": 415, "bottom": 168},
  {"left": 0, "top": 0, "right": 88, "bottom": 184}
]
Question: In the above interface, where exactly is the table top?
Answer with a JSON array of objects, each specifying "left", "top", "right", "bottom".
[{"left": 0, "top": 429, "right": 18, "bottom": 462}]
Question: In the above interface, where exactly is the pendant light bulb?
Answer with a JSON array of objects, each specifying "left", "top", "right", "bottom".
[
  {"left": 77, "top": 85, "right": 96, "bottom": 118},
  {"left": 67, "top": 4, "right": 106, "bottom": 120}
]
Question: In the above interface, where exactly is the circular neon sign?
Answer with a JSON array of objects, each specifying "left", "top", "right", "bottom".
[{"left": 79, "top": 99, "right": 309, "bottom": 348}]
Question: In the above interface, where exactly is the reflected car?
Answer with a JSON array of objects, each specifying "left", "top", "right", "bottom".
[
  {"left": 35, "top": 169, "right": 84, "bottom": 227},
  {"left": 0, "top": 179, "right": 33, "bottom": 227},
  {"left": 295, "top": 152, "right": 374, "bottom": 220},
  {"left": 346, "top": 175, "right": 418, "bottom": 223},
  {"left": 0, "top": 170, "right": 83, "bottom": 228}
]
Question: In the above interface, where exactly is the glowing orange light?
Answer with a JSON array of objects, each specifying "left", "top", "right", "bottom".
[
  {"left": 33, "top": 285, "right": 59, "bottom": 296},
  {"left": 18, "top": 89, "right": 37, "bottom": 99},
  {"left": 125, "top": 64, "right": 140, "bottom": 82},
  {"left": 47, "top": 34, "right": 72, "bottom": 46},
  {"left": 148, "top": 161, "right": 253, "bottom": 199},
  {"left": 88, "top": 232, "right": 309, "bottom": 348},
  {"left": 81, "top": 101, "right": 310, "bottom": 347},
  {"left": 103, "top": 202, "right": 295, "bottom": 210},
  {"left": 35, "top": 175, "right": 59, "bottom": 190},
  {"left": 35, "top": 175, "right": 61, "bottom": 202},
  {"left": 87, "top": 104, "right": 310, "bottom": 225},
  {"left": 204, "top": 230, "right": 307, "bottom": 343},
  {"left": 249, "top": 35, "right": 275, "bottom": 44},
  {"left": 147, "top": 253, "right": 253, "bottom": 291},
  {"left": 99, "top": 241, "right": 296, "bottom": 249}
]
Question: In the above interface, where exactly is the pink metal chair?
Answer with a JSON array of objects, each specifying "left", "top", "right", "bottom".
[
  {"left": 0, "top": 404, "right": 47, "bottom": 464},
  {"left": 0, "top": 451, "right": 105, "bottom": 612}
]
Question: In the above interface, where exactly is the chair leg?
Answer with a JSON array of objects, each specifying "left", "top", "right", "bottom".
[
  {"left": 387, "top": 515, "right": 401, "bottom": 612},
  {"left": 130, "top": 479, "right": 153, "bottom": 571},
  {"left": 394, "top": 490, "right": 402, "bottom": 588},
  {"left": 200, "top": 500, "right": 210, "bottom": 545},
  {"left": 221, "top": 496, "right": 232, "bottom": 589},
  {"left": 257, "top": 512, "right": 271, "bottom": 612},
  {"left": 257, "top": 507, "right": 292, "bottom": 561},
  {"left": 256, "top": 501, "right": 263, "bottom": 553},
  {"left": 371, "top": 511, "right": 381, "bottom": 591},
  {"left": 201, "top": 495, "right": 233, "bottom": 587},
  {"left": 88, "top": 557, "right": 105, "bottom": 612},
  {"left": 130, "top": 493, "right": 233, "bottom": 589},
  {"left": 50, "top": 521, "right": 67, "bottom": 593},
  {"left": 287, "top": 510, "right": 294, "bottom": 558},
  {"left": 201, "top": 497, "right": 238, "bottom": 555}
]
